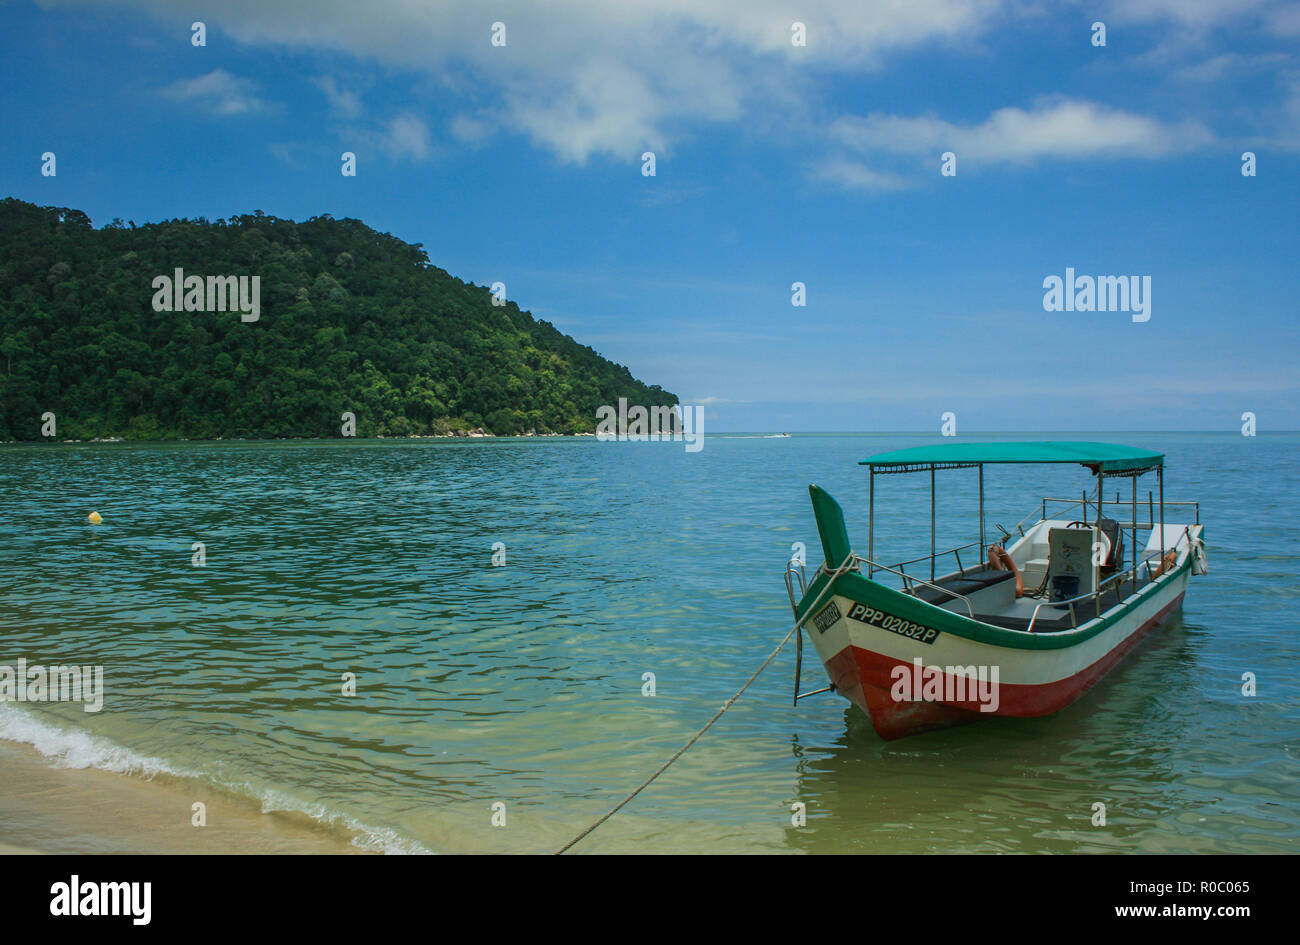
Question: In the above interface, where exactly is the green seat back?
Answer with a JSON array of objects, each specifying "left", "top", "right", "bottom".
[{"left": 808, "top": 484, "right": 853, "bottom": 568}]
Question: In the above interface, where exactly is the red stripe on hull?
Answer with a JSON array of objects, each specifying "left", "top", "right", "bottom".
[{"left": 825, "top": 592, "right": 1185, "bottom": 740}]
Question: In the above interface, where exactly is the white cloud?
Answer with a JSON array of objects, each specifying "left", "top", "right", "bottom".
[
  {"left": 66, "top": 0, "right": 1013, "bottom": 163},
  {"left": 160, "top": 69, "right": 270, "bottom": 115},
  {"left": 57, "top": 0, "right": 1295, "bottom": 165},
  {"left": 1272, "top": 73, "right": 1300, "bottom": 150},
  {"left": 831, "top": 98, "right": 1214, "bottom": 166},
  {"left": 449, "top": 115, "right": 494, "bottom": 144},
  {"left": 381, "top": 114, "right": 432, "bottom": 161},
  {"left": 1174, "top": 52, "right": 1288, "bottom": 82},
  {"left": 268, "top": 142, "right": 295, "bottom": 165},
  {"left": 1271, "top": 4, "right": 1300, "bottom": 35},
  {"left": 1101, "top": 0, "right": 1276, "bottom": 30},
  {"left": 313, "top": 75, "right": 361, "bottom": 118},
  {"left": 813, "top": 158, "right": 912, "bottom": 192}
]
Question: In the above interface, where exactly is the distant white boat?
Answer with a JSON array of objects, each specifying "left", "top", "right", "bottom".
[{"left": 766, "top": 433, "right": 791, "bottom": 438}]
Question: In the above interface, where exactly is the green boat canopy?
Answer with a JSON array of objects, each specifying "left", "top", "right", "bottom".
[{"left": 861, "top": 440, "right": 1163, "bottom": 473}]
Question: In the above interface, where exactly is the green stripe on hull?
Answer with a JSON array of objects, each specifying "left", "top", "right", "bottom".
[{"left": 796, "top": 558, "right": 1192, "bottom": 652}]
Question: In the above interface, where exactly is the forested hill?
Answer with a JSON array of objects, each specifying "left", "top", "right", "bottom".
[{"left": 0, "top": 198, "right": 675, "bottom": 440}]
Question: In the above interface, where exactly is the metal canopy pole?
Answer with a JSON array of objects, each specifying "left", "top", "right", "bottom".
[
  {"left": 1095, "top": 469, "right": 1104, "bottom": 609},
  {"left": 978, "top": 463, "right": 985, "bottom": 568},
  {"left": 1158, "top": 465, "right": 1165, "bottom": 567},
  {"left": 930, "top": 464, "right": 936, "bottom": 582},
  {"left": 1131, "top": 473, "right": 1138, "bottom": 595},
  {"left": 868, "top": 466, "right": 875, "bottom": 578}
]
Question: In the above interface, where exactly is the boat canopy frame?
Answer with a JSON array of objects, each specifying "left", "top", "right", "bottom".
[{"left": 860, "top": 441, "right": 1167, "bottom": 595}]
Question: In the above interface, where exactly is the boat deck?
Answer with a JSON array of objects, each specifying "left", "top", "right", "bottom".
[{"left": 907, "top": 566, "right": 1160, "bottom": 632}]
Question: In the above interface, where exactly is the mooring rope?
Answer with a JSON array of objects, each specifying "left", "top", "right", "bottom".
[{"left": 554, "top": 555, "right": 855, "bottom": 854}]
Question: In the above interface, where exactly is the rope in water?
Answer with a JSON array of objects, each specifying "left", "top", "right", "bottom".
[{"left": 554, "top": 555, "right": 855, "bottom": 854}]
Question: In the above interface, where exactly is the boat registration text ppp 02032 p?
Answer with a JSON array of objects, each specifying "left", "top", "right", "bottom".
[{"left": 785, "top": 441, "right": 1206, "bottom": 740}]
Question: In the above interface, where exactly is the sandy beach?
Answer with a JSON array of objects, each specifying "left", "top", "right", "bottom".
[{"left": 0, "top": 739, "right": 367, "bottom": 855}]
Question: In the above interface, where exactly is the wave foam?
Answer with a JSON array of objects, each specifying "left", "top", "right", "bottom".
[
  {"left": 0, "top": 704, "right": 433, "bottom": 854},
  {"left": 0, "top": 703, "right": 186, "bottom": 778}
]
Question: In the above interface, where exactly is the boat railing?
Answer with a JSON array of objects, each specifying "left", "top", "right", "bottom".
[
  {"left": 793, "top": 546, "right": 1172, "bottom": 635},
  {"left": 1024, "top": 568, "right": 1126, "bottom": 633},
  {"left": 783, "top": 558, "right": 808, "bottom": 617},
  {"left": 1024, "top": 551, "right": 1182, "bottom": 633},
  {"left": 785, "top": 552, "right": 976, "bottom": 620},
  {"left": 874, "top": 539, "right": 983, "bottom": 581},
  {"left": 857, "top": 555, "right": 977, "bottom": 619},
  {"left": 1038, "top": 495, "right": 1200, "bottom": 528}
]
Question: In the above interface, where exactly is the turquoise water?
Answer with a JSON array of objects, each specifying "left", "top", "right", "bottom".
[{"left": 0, "top": 433, "right": 1296, "bottom": 853}]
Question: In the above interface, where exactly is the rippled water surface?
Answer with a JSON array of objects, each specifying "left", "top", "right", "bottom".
[{"left": 0, "top": 433, "right": 1296, "bottom": 853}]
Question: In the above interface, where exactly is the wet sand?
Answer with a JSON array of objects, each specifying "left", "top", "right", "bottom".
[{"left": 0, "top": 740, "right": 368, "bottom": 854}]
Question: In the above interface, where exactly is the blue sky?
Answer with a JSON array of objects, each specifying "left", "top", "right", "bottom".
[{"left": 1, "top": 0, "right": 1297, "bottom": 431}]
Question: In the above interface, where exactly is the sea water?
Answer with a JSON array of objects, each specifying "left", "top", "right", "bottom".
[{"left": 0, "top": 432, "right": 1295, "bottom": 853}]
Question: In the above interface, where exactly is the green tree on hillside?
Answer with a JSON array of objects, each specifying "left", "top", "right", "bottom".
[{"left": 0, "top": 199, "right": 676, "bottom": 440}]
